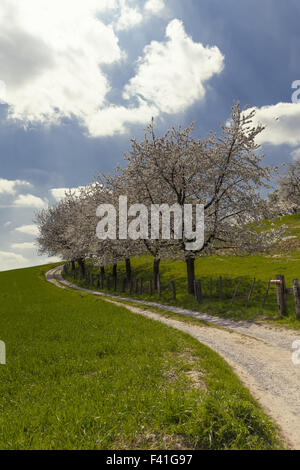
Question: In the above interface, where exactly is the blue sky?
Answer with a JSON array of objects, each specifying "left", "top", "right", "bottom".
[{"left": 1, "top": 0, "right": 300, "bottom": 270}]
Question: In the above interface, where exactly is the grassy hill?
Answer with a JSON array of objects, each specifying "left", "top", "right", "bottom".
[{"left": 0, "top": 265, "right": 281, "bottom": 450}]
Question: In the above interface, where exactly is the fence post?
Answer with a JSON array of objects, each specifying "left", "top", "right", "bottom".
[
  {"left": 276, "top": 275, "right": 288, "bottom": 316},
  {"left": 261, "top": 280, "right": 271, "bottom": 311},
  {"left": 140, "top": 278, "right": 144, "bottom": 295},
  {"left": 194, "top": 280, "right": 198, "bottom": 301},
  {"left": 129, "top": 280, "right": 133, "bottom": 295},
  {"left": 157, "top": 274, "right": 161, "bottom": 298},
  {"left": 219, "top": 276, "right": 223, "bottom": 301},
  {"left": 246, "top": 278, "right": 256, "bottom": 309},
  {"left": 107, "top": 277, "right": 111, "bottom": 290},
  {"left": 170, "top": 281, "right": 176, "bottom": 301},
  {"left": 293, "top": 279, "right": 300, "bottom": 319},
  {"left": 149, "top": 280, "right": 153, "bottom": 296},
  {"left": 194, "top": 280, "right": 202, "bottom": 303},
  {"left": 209, "top": 277, "right": 213, "bottom": 299},
  {"left": 230, "top": 279, "right": 241, "bottom": 307},
  {"left": 122, "top": 278, "right": 127, "bottom": 293}
]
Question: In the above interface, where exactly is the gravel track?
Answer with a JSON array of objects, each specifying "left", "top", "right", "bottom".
[{"left": 46, "top": 266, "right": 300, "bottom": 449}]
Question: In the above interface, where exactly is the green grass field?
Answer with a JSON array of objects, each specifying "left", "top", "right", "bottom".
[
  {"left": 0, "top": 265, "right": 281, "bottom": 450},
  {"left": 66, "top": 214, "right": 300, "bottom": 328}
]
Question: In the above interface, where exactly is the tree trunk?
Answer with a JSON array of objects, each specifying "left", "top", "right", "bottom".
[
  {"left": 125, "top": 258, "right": 131, "bottom": 281},
  {"left": 153, "top": 258, "right": 160, "bottom": 290},
  {"left": 186, "top": 257, "right": 195, "bottom": 295},
  {"left": 112, "top": 264, "right": 117, "bottom": 280},
  {"left": 100, "top": 266, "right": 105, "bottom": 278},
  {"left": 78, "top": 258, "right": 85, "bottom": 277},
  {"left": 71, "top": 260, "right": 75, "bottom": 271}
]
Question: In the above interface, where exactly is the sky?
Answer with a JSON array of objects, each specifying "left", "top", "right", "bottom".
[{"left": 1, "top": 0, "right": 300, "bottom": 271}]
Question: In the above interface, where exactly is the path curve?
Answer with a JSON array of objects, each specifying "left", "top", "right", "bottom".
[{"left": 46, "top": 266, "right": 300, "bottom": 449}]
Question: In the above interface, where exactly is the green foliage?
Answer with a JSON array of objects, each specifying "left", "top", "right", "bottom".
[
  {"left": 69, "top": 249, "right": 300, "bottom": 326},
  {"left": 0, "top": 265, "right": 281, "bottom": 449}
]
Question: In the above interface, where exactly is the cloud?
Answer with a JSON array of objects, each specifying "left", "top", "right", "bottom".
[
  {"left": 249, "top": 102, "right": 300, "bottom": 147},
  {"left": 15, "top": 224, "right": 39, "bottom": 236},
  {"left": 0, "top": 250, "right": 60, "bottom": 271},
  {"left": 291, "top": 148, "right": 300, "bottom": 161},
  {"left": 86, "top": 98, "right": 160, "bottom": 137},
  {"left": 116, "top": 0, "right": 143, "bottom": 31},
  {"left": 13, "top": 194, "right": 47, "bottom": 209},
  {"left": 0, "top": 177, "right": 32, "bottom": 195},
  {"left": 144, "top": 0, "right": 165, "bottom": 15},
  {"left": 123, "top": 19, "right": 225, "bottom": 114},
  {"left": 0, "top": 0, "right": 122, "bottom": 126},
  {"left": 11, "top": 242, "right": 36, "bottom": 251},
  {"left": 0, "top": 2, "right": 225, "bottom": 137},
  {"left": 4, "top": 221, "right": 12, "bottom": 227},
  {"left": 50, "top": 186, "right": 85, "bottom": 202}
]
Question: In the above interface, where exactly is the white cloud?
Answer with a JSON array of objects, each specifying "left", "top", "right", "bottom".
[
  {"left": 0, "top": 250, "right": 60, "bottom": 271},
  {"left": 144, "top": 0, "right": 165, "bottom": 15},
  {"left": 123, "top": 19, "right": 225, "bottom": 114},
  {"left": 248, "top": 102, "right": 300, "bottom": 147},
  {"left": 116, "top": 0, "right": 143, "bottom": 31},
  {"left": 86, "top": 98, "right": 160, "bottom": 137},
  {"left": 0, "top": 2, "right": 224, "bottom": 137},
  {"left": 4, "top": 221, "right": 12, "bottom": 227},
  {"left": 0, "top": 177, "right": 32, "bottom": 195},
  {"left": 0, "top": 0, "right": 122, "bottom": 127},
  {"left": 13, "top": 194, "right": 47, "bottom": 209},
  {"left": 11, "top": 242, "right": 36, "bottom": 251},
  {"left": 50, "top": 186, "right": 85, "bottom": 201},
  {"left": 15, "top": 224, "right": 39, "bottom": 236},
  {"left": 291, "top": 148, "right": 300, "bottom": 161}
]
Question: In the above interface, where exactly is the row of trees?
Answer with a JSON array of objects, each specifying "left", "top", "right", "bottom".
[
  {"left": 268, "top": 160, "right": 300, "bottom": 215},
  {"left": 36, "top": 103, "right": 285, "bottom": 294}
]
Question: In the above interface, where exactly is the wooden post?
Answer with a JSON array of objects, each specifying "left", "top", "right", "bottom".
[
  {"left": 219, "top": 276, "right": 223, "bottom": 302},
  {"left": 129, "top": 280, "right": 133, "bottom": 295},
  {"left": 261, "top": 280, "right": 271, "bottom": 311},
  {"left": 135, "top": 280, "right": 139, "bottom": 294},
  {"left": 209, "top": 277, "right": 213, "bottom": 299},
  {"left": 293, "top": 279, "right": 300, "bottom": 319},
  {"left": 122, "top": 278, "right": 127, "bottom": 293},
  {"left": 113, "top": 277, "right": 117, "bottom": 292},
  {"left": 140, "top": 278, "right": 144, "bottom": 295},
  {"left": 97, "top": 275, "right": 100, "bottom": 289},
  {"left": 246, "top": 278, "right": 256, "bottom": 309},
  {"left": 149, "top": 280, "right": 153, "bottom": 296},
  {"left": 230, "top": 279, "right": 241, "bottom": 307},
  {"left": 194, "top": 280, "right": 202, "bottom": 303},
  {"left": 100, "top": 273, "right": 104, "bottom": 289},
  {"left": 170, "top": 281, "right": 176, "bottom": 301},
  {"left": 197, "top": 280, "right": 202, "bottom": 303},
  {"left": 107, "top": 277, "right": 111, "bottom": 290},
  {"left": 157, "top": 274, "right": 161, "bottom": 298},
  {"left": 276, "top": 275, "right": 288, "bottom": 316},
  {"left": 194, "top": 280, "right": 198, "bottom": 302}
]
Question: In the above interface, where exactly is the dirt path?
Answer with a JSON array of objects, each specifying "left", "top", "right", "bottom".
[{"left": 46, "top": 266, "right": 300, "bottom": 449}]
